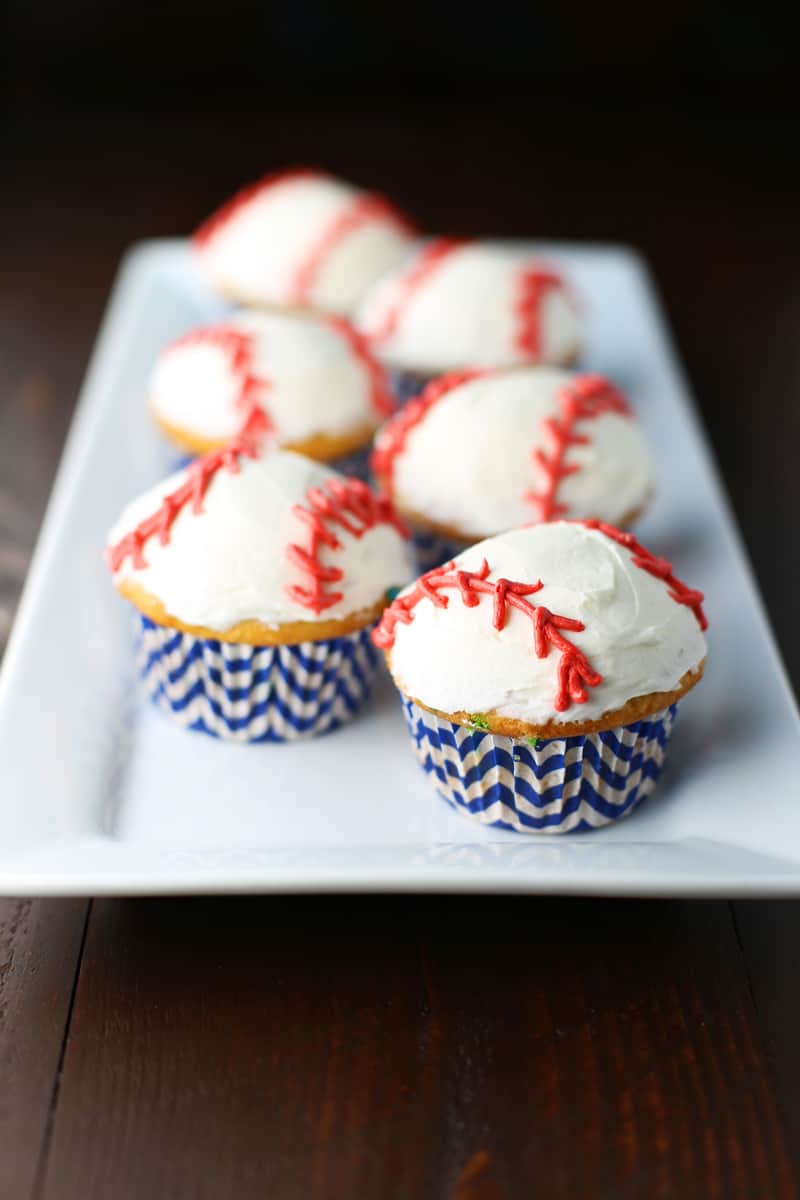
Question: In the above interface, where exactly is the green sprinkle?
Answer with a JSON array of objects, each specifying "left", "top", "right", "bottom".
[
  {"left": 527, "top": 736, "right": 545, "bottom": 750},
  {"left": 466, "top": 713, "right": 490, "bottom": 731}
]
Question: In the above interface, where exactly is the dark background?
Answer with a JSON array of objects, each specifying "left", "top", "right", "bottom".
[
  {"left": 2, "top": 2, "right": 797, "bottom": 116},
  {"left": 2, "top": 6, "right": 800, "bottom": 1199}
]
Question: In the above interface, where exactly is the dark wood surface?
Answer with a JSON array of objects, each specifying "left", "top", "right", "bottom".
[{"left": 1, "top": 110, "right": 799, "bottom": 1199}]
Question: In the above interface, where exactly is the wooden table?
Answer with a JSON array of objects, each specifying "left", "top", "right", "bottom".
[{"left": 1, "top": 111, "right": 799, "bottom": 1199}]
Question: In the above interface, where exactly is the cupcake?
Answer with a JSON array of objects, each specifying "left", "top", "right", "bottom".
[
  {"left": 374, "top": 521, "right": 707, "bottom": 833},
  {"left": 193, "top": 167, "right": 417, "bottom": 315},
  {"left": 106, "top": 446, "right": 412, "bottom": 741},
  {"left": 355, "top": 239, "right": 581, "bottom": 404},
  {"left": 372, "top": 368, "right": 652, "bottom": 569},
  {"left": 149, "top": 309, "right": 393, "bottom": 477}
]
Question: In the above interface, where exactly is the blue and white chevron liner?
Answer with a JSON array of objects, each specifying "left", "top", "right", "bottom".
[
  {"left": 169, "top": 452, "right": 196, "bottom": 473},
  {"left": 402, "top": 697, "right": 678, "bottom": 833},
  {"left": 135, "top": 614, "right": 378, "bottom": 742},
  {"left": 387, "top": 367, "right": 435, "bottom": 408},
  {"left": 329, "top": 443, "right": 371, "bottom": 482},
  {"left": 169, "top": 446, "right": 371, "bottom": 482},
  {"left": 411, "top": 527, "right": 468, "bottom": 573}
]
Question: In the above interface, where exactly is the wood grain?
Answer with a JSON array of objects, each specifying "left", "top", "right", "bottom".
[
  {"left": 0, "top": 900, "right": 88, "bottom": 1199},
  {"left": 731, "top": 903, "right": 800, "bottom": 1169},
  {"left": 36, "top": 897, "right": 796, "bottom": 1200}
]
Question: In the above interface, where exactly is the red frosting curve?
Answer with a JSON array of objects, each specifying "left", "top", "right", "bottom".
[
  {"left": 324, "top": 316, "right": 395, "bottom": 418},
  {"left": 165, "top": 326, "right": 273, "bottom": 446},
  {"left": 370, "top": 368, "right": 487, "bottom": 484},
  {"left": 365, "top": 237, "right": 472, "bottom": 344},
  {"left": 193, "top": 167, "right": 320, "bottom": 249},
  {"left": 106, "top": 439, "right": 259, "bottom": 574},
  {"left": 290, "top": 193, "right": 417, "bottom": 305},
  {"left": 287, "top": 479, "right": 409, "bottom": 614},
  {"left": 514, "top": 267, "right": 567, "bottom": 360},
  {"left": 525, "top": 373, "right": 630, "bottom": 521}
]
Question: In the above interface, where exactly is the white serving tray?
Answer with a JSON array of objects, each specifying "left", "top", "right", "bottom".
[{"left": 1, "top": 241, "right": 798, "bottom": 897}]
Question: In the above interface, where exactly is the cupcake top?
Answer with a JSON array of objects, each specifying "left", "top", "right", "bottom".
[
  {"left": 193, "top": 168, "right": 417, "bottom": 314},
  {"left": 375, "top": 522, "right": 707, "bottom": 729},
  {"left": 355, "top": 239, "right": 581, "bottom": 372},
  {"left": 106, "top": 448, "right": 412, "bottom": 637},
  {"left": 372, "top": 368, "right": 652, "bottom": 537},
  {"left": 149, "top": 310, "right": 393, "bottom": 455}
]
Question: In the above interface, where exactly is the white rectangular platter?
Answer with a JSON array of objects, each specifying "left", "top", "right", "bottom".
[{"left": 1, "top": 240, "right": 798, "bottom": 897}]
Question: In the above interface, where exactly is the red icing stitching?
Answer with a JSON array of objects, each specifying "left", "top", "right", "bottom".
[
  {"left": 324, "top": 315, "right": 395, "bottom": 418},
  {"left": 287, "top": 479, "right": 409, "bottom": 614},
  {"left": 525, "top": 374, "right": 630, "bottom": 521},
  {"left": 514, "top": 267, "right": 567, "bottom": 359},
  {"left": 373, "top": 559, "right": 601, "bottom": 713},
  {"left": 581, "top": 520, "right": 708, "bottom": 631},
  {"left": 106, "top": 440, "right": 259, "bottom": 574},
  {"left": 291, "top": 194, "right": 417, "bottom": 304},
  {"left": 365, "top": 237, "right": 473, "bottom": 344},
  {"left": 193, "top": 167, "right": 320, "bottom": 248},
  {"left": 370, "top": 368, "right": 487, "bottom": 483},
  {"left": 167, "top": 325, "right": 274, "bottom": 445}
]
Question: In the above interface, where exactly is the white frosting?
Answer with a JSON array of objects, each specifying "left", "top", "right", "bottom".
[
  {"left": 149, "top": 310, "right": 380, "bottom": 447},
  {"left": 387, "top": 369, "right": 652, "bottom": 536},
  {"left": 108, "top": 451, "right": 413, "bottom": 632},
  {"left": 356, "top": 242, "right": 581, "bottom": 371},
  {"left": 196, "top": 174, "right": 414, "bottom": 314},
  {"left": 388, "top": 523, "right": 706, "bottom": 727}
]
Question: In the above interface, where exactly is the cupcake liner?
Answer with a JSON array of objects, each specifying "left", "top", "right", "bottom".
[
  {"left": 386, "top": 367, "right": 436, "bottom": 408},
  {"left": 329, "top": 442, "right": 371, "bottom": 482},
  {"left": 170, "top": 452, "right": 196, "bottom": 472},
  {"left": 135, "top": 614, "right": 378, "bottom": 742},
  {"left": 169, "top": 445, "right": 370, "bottom": 482},
  {"left": 411, "top": 527, "right": 468, "bottom": 573},
  {"left": 401, "top": 697, "right": 678, "bottom": 833}
]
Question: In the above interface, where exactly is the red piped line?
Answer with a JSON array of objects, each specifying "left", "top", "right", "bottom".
[
  {"left": 324, "top": 316, "right": 395, "bottom": 418},
  {"left": 106, "top": 439, "right": 259, "bottom": 574},
  {"left": 291, "top": 193, "right": 417, "bottom": 304},
  {"left": 167, "top": 325, "right": 274, "bottom": 445},
  {"left": 525, "top": 373, "right": 630, "bottom": 521},
  {"left": 193, "top": 167, "right": 320, "bottom": 248},
  {"left": 371, "top": 368, "right": 487, "bottom": 484},
  {"left": 365, "top": 237, "right": 473, "bottom": 344},
  {"left": 373, "top": 559, "right": 601, "bottom": 713},
  {"left": 581, "top": 520, "right": 708, "bottom": 631},
  {"left": 287, "top": 479, "right": 409, "bottom": 614},
  {"left": 514, "top": 267, "right": 566, "bottom": 360}
]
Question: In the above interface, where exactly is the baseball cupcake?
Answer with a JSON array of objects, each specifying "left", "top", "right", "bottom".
[
  {"left": 356, "top": 239, "right": 581, "bottom": 404},
  {"left": 193, "top": 168, "right": 417, "bottom": 315},
  {"left": 106, "top": 446, "right": 412, "bottom": 742},
  {"left": 374, "top": 521, "right": 707, "bottom": 833},
  {"left": 149, "top": 310, "right": 393, "bottom": 476},
  {"left": 372, "top": 368, "right": 652, "bottom": 569}
]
